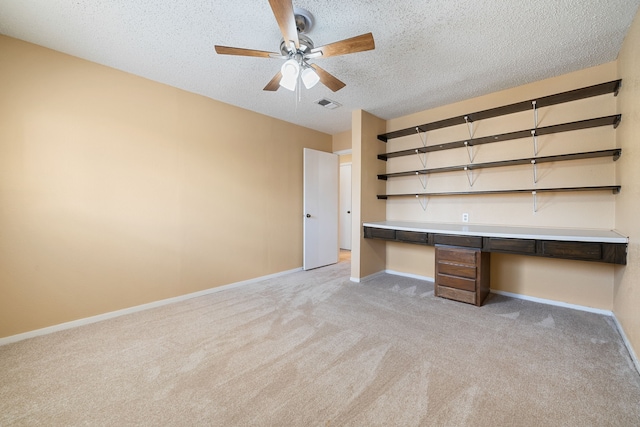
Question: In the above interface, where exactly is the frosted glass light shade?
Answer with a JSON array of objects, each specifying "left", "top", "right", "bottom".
[
  {"left": 279, "top": 59, "right": 300, "bottom": 91},
  {"left": 301, "top": 67, "right": 320, "bottom": 89},
  {"left": 279, "top": 73, "right": 297, "bottom": 91}
]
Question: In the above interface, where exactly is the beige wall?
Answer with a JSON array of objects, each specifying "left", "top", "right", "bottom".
[
  {"left": 332, "top": 130, "right": 352, "bottom": 153},
  {"left": 0, "top": 36, "right": 331, "bottom": 338},
  {"left": 381, "top": 63, "right": 620, "bottom": 310},
  {"left": 351, "top": 110, "right": 387, "bottom": 280},
  {"left": 339, "top": 154, "right": 352, "bottom": 164},
  {"left": 614, "top": 9, "right": 640, "bottom": 362},
  {"left": 333, "top": 130, "right": 352, "bottom": 165}
]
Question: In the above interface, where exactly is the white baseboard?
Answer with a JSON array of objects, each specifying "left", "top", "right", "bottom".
[
  {"left": 352, "top": 270, "right": 434, "bottom": 284},
  {"left": 350, "top": 270, "right": 387, "bottom": 283},
  {"left": 0, "top": 267, "right": 302, "bottom": 347},
  {"left": 490, "top": 290, "right": 613, "bottom": 315},
  {"left": 611, "top": 315, "right": 640, "bottom": 376},
  {"left": 385, "top": 270, "right": 434, "bottom": 283}
]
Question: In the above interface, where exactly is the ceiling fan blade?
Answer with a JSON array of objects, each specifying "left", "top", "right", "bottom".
[
  {"left": 310, "top": 64, "right": 346, "bottom": 92},
  {"left": 215, "top": 45, "right": 279, "bottom": 58},
  {"left": 268, "top": 0, "right": 299, "bottom": 51},
  {"left": 310, "top": 32, "right": 375, "bottom": 58},
  {"left": 264, "top": 71, "right": 283, "bottom": 91}
]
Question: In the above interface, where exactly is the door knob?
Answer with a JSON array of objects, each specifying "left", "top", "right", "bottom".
[
  {"left": 306, "top": 214, "right": 311, "bottom": 218},
  {"left": 347, "top": 211, "right": 351, "bottom": 214}
]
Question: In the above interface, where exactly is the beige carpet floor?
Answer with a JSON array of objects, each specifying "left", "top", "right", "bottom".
[{"left": 1, "top": 257, "right": 640, "bottom": 426}]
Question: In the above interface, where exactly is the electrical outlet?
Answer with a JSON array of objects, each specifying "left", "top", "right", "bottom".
[{"left": 462, "top": 213, "right": 469, "bottom": 223}]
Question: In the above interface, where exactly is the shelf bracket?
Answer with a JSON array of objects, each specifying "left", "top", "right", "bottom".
[
  {"left": 464, "top": 166, "right": 474, "bottom": 187},
  {"left": 414, "top": 148, "right": 427, "bottom": 168},
  {"left": 464, "top": 141, "right": 475, "bottom": 163},
  {"left": 415, "top": 127, "right": 428, "bottom": 168},
  {"left": 415, "top": 171, "right": 428, "bottom": 189},
  {"left": 532, "top": 191, "right": 538, "bottom": 214},
  {"left": 532, "top": 101, "right": 539, "bottom": 156},
  {"left": 464, "top": 116, "right": 474, "bottom": 139},
  {"left": 416, "top": 127, "right": 427, "bottom": 147},
  {"left": 416, "top": 194, "right": 429, "bottom": 211},
  {"left": 531, "top": 159, "right": 538, "bottom": 184},
  {"left": 464, "top": 116, "right": 475, "bottom": 163}
]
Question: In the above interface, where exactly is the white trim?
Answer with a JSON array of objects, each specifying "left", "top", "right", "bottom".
[
  {"left": 0, "top": 267, "right": 302, "bottom": 347},
  {"left": 385, "top": 270, "right": 434, "bottom": 283},
  {"left": 611, "top": 314, "right": 640, "bottom": 375},
  {"left": 334, "top": 149, "right": 352, "bottom": 155},
  {"left": 351, "top": 270, "right": 387, "bottom": 283},
  {"left": 354, "top": 270, "right": 434, "bottom": 283},
  {"left": 490, "top": 290, "right": 613, "bottom": 315}
]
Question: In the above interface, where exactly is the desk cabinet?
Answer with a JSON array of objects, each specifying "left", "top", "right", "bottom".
[{"left": 435, "top": 246, "right": 490, "bottom": 306}]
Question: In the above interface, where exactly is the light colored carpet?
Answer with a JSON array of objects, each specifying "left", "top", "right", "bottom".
[{"left": 1, "top": 258, "right": 640, "bottom": 426}]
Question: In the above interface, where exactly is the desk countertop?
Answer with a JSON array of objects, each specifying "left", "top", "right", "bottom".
[{"left": 363, "top": 221, "right": 628, "bottom": 244}]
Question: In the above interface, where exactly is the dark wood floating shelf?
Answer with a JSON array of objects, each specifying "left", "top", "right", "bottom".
[
  {"left": 377, "top": 80, "right": 622, "bottom": 142},
  {"left": 363, "top": 226, "right": 627, "bottom": 265},
  {"left": 377, "top": 185, "right": 621, "bottom": 200},
  {"left": 378, "top": 149, "right": 622, "bottom": 180},
  {"left": 378, "top": 115, "right": 621, "bottom": 161}
]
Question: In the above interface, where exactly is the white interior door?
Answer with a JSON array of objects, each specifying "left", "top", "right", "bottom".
[
  {"left": 339, "top": 163, "right": 352, "bottom": 250},
  {"left": 303, "top": 148, "right": 339, "bottom": 270}
]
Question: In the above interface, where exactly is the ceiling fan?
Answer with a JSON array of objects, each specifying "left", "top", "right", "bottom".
[{"left": 214, "top": 0, "right": 375, "bottom": 92}]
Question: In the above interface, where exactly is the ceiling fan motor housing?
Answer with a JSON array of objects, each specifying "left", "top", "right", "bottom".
[
  {"left": 293, "top": 8, "right": 314, "bottom": 34},
  {"left": 280, "top": 34, "right": 315, "bottom": 56}
]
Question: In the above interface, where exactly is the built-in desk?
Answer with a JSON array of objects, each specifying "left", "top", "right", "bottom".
[{"left": 363, "top": 221, "right": 628, "bottom": 265}]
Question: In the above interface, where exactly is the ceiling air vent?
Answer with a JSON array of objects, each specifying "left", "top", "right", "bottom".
[{"left": 315, "top": 98, "right": 342, "bottom": 110}]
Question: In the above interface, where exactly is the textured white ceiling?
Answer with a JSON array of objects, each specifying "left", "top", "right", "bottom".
[{"left": 1, "top": 0, "right": 639, "bottom": 135}]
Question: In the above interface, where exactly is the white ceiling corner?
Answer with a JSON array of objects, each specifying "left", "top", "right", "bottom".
[{"left": 1, "top": 0, "right": 638, "bottom": 135}]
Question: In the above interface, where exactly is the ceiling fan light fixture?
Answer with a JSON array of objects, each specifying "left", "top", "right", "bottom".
[
  {"left": 281, "top": 59, "right": 300, "bottom": 78},
  {"left": 279, "top": 73, "right": 297, "bottom": 91},
  {"left": 279, "top": 58, "right": 300, "bottom": 91},
  {"left": 301, "top": 66, "right": 320, "bottom": 89},
  {"left": 215, "top": 1, "right": 376, "bottom": 95}
]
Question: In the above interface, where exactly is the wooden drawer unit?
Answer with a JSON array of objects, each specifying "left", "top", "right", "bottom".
[
  {"left": 364, "top": 227, "right": 396, "bottom": 240},
  {"left": 484, "top": 237, "right": 537, "bottom": 254},
  {"left": 396, "top": 230, "right": 429, "bottom": 245},
  {"left": 435, "top": 246, "right": 490, "bottom": 306},
  {"left": 433, "top": 234, "right": 483, "bottom": 248}
]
